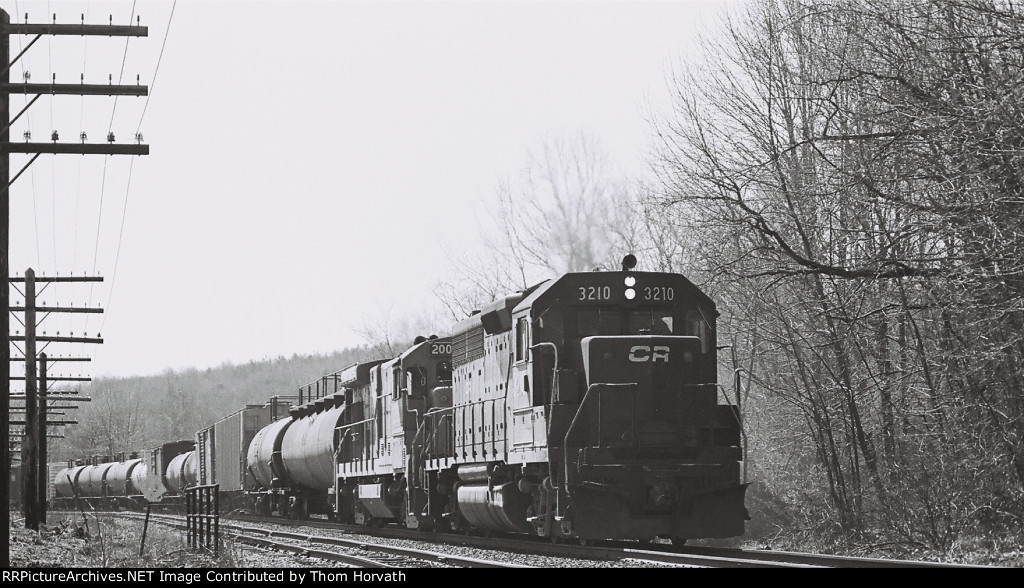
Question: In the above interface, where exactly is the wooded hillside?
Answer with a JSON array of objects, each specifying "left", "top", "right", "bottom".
[{"left": 51, "top": 345, "right": 383, "bottom": 462}]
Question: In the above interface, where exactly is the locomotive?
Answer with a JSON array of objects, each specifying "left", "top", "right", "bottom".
[{"left": 53, "top": 258, "right": 749, "bottom": 545}]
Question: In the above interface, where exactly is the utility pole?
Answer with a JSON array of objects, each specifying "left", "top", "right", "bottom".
[
  {"left": 1, "top": 11, "right": 10, "bottom": 568},
  {"left": 38, "top": 352, "right": 47, "bottom": 523},
  {"left": 10, "top": 271, "right": 102, "bottom": 530},
  {"left": 21, "top": 269, "right": 37, "bottom": 528},
  {"left": 1, "top": 10, "right": 148, "bottom": 565}
]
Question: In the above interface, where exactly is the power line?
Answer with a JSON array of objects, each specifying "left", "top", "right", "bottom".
[
  {"left": 102, "top": 1, "right": 176, "bottom": 335},
  {"left": 135, "top": 1, "right": 175, "bottom": 134}
]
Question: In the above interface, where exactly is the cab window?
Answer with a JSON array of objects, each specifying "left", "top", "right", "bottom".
[
  {"left": 392, "top": 367, "right": 402, "bottom": 399},
  {"left": 576, "top": 309, "right": 621, "bottom": 337},
  {"left": 436, "top": 360, "right": 452, "bottom": 385},
  {"left": 406, "top": 367, "right": 427, "bottom": 397},
  {"left": 629, "top": 309, "right": 674, "bottom": 335},
  {"left": 515, "top": 317, "right": 529, "bottom": 362}
]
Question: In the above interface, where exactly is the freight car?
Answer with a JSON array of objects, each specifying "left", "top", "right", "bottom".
[
  {"left": 52, "top": 441, "right": 196, "bottom": 509},
  {"left": 195, "top": 396, "right": 292, "bottom": 512}
]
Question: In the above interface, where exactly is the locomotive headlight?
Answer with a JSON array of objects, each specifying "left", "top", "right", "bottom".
[
  {"left": 625, "top": 288, "right": 636, "bottom": 300},
  {"left": 624, "top": 276, "right": 636, "bottom": 287}
]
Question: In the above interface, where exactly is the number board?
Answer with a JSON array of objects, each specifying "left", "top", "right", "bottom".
[
  {"left": 429, "top": 341, "right": 452, "bottom": 356},
  {"left": 569, "top": 277, "right": 679, "bottom": 305}
]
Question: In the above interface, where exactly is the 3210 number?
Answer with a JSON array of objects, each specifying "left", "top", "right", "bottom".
[
  {"left": 644, "top": 286, "right": 675, "bottom": 301},
  {"left": 578, "top": 286, "right": 612, "bottom": 301}
]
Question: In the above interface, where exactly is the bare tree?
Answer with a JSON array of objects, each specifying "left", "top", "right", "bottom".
[
  {"left": 649, "top": 0, "right": 1024, "bottom": 550},
  {"left": 436, "top": 132, "right": 642, "bottom": 316},
  {"left": 70, "top": 380, "right": 148, "bottom": 458}
]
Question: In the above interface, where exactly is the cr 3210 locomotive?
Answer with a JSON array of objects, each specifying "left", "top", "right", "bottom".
[{"left": 54, "top": 256, "right": 750, "bottom": 545}]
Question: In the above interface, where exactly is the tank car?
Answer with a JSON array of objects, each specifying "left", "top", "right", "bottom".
[
  {"left": 196, "top": 397, "right": 290, "bottom": 512},
  {"left": 245, "top": 381, "right": 348, "bottom": 519},
  {"left": 76, "top": 461, "right": 116, "bottom": 499},
  {"left": 332, "top": 258, "right": 748, "bottom": 543},
  {"left": 51, "top": 456, "right": 121, "bottom": 507},
  {"left": 52, "top": 463, "right": 86, "bottom": 501},
  {"left": 103, "top": 456, "right": 144, "bottom": 507},
  {"left": 165, "top": 450, "right": 198, "bottom": 496}
]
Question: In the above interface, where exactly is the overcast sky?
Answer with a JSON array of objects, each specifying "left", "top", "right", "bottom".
[{"left": 6, "top": 0, "right": 731, "bottom": 382}]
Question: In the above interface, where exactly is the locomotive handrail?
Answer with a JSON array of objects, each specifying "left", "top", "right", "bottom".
[
  {"left": 531, "top": 341, "right": 560, "bottom": 492},
  {"left": 562, "top": 382, "right": 637, "bottom": 496},
  {"left": 405, "top": 405, "right": 455, "bottom": 511},
  {"left": 333, "top": 428, "right": 353, "bottom": 463},
  {"left": 332, "top": 428, "right": 353, "bottom": 511},
  {"left": 412, "top": 406, "right": 450, "bottom": 460},
  {"left": 335, "top": 417, "right": 374, "bottom": 432},
  {"left": 421, "top": 411, "right": 453, "bottom": 461},
  {"left": 335, "top": 418, "right": 376, "bottom": 465},
  {"left": 729, "top": 369, "right": 750, "bottom": 484}
]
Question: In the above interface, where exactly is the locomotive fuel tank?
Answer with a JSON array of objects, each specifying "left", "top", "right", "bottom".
[{"left": 454, "top": 464, "right": 532, "bottom": 533}]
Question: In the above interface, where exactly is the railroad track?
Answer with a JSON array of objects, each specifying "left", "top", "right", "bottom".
[
  {"left": 119, "top": 511, "right": 526, "bottom": 568},
  {"left": 225, "top": 514, "right": 995, "bottom": 568},
  {"left": 97, "top": 510, "right": 998, "bottom": 569}
]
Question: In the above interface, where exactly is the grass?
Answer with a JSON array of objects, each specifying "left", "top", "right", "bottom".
[{"left": 8, "top": 510, "right": 258, "bottom": 568}]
